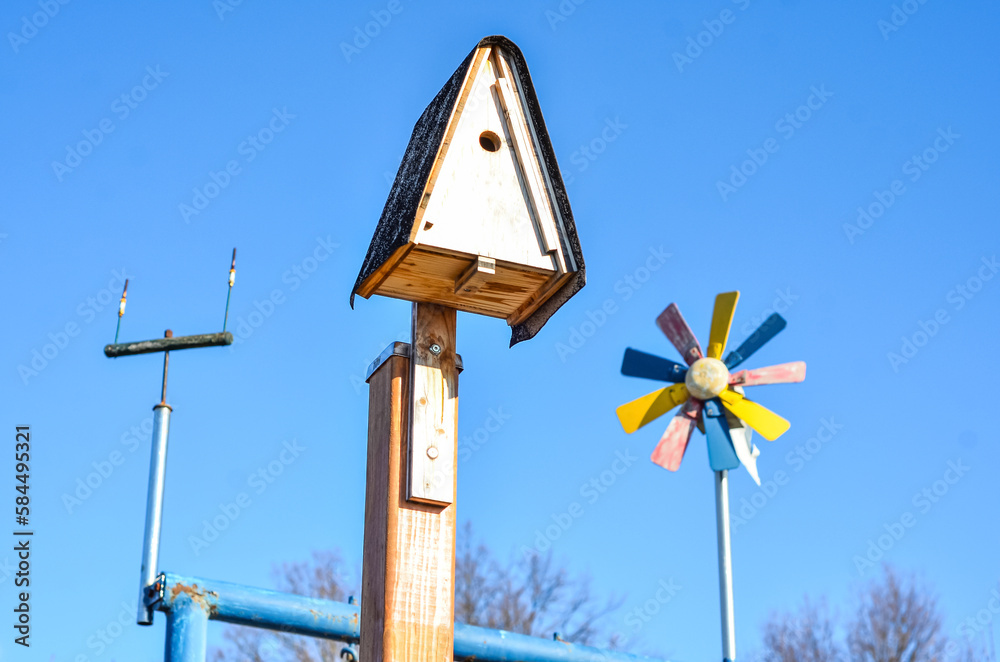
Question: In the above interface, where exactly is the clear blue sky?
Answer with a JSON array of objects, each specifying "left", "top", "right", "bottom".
[{"left": 2, "top": 1, "right": 998, "bottom": 660}]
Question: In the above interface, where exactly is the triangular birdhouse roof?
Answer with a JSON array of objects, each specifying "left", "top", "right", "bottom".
[{"left": 350, "top": 35, "right": 585, "bottom": 346}]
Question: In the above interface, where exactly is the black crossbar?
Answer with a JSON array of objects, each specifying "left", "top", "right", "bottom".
[{"left": 104, "top": 332, "right": 233, "bottom": 358}]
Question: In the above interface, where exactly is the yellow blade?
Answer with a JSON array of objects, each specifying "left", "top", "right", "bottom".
[
  {"left": 707, "top": 291, "right": 739, "bottom": 359},
  {"left": 616, "top": 384, "right": 689, "bottom": 434},
  {"left": 717, "top": 388, "right": 790, "bottom": 441}
]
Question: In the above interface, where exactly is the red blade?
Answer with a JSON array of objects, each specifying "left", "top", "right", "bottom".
[
  {"left": 729, "top": 361, "right": 806, "bottom": 387},
  {"left": 656, "top": 304, "right": 704, "bottom": 366},
  {"left": 650, "top": 399, "right": 702, "bottom": 471}
]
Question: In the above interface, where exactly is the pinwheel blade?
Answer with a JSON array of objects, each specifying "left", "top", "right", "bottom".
[
  {"left": 703, "top": 399, "right": 740, "bottom": 471},
  {"left": 616, "top": 383, "right": 689, "bottom": 434},
  {"left": 621, "top": 348, "right": 688, "bottom": 382},
  {"left": 723, "top": 313, "right": 787, "bottom": 370},
  {"left": 707, "top": 291, "right": 740, "bottom": 360},
  {"left": 724, "top": 408, "right": 760, "bottom": 486},
  {"left": 650, "top": 399, "right": 702, "bottom": 471},
  {"left": 656, "top": 303, "right": 704, "bottom": 366},
  {"left": 718, "top": 389, "right": 790, "bottom": 441},
  {"left": 729, "top": 361, "right": 806, "bottom": 387}
]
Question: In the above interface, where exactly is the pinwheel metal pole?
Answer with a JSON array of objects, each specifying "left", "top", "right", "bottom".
[{"left": 715, "top": 469, "right": 736, "bottom": 662}]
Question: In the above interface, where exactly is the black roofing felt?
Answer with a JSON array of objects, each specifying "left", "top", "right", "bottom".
[{"left": 350, "top": 35, "right": 586, "bottom": 347}]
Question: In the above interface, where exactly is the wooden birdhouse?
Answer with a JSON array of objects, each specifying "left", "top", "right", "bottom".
[{"left": 351, "top": 35, "right": 585, "bottom": 345}]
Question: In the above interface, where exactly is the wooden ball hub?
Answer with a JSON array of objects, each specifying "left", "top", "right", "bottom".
[{"left": 685, "top": 357, "right": 729, "bottom": 401}]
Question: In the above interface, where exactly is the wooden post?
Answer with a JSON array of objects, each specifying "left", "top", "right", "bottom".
[{"left": 361, "top": 303, "right": 458, "bottom": 662}]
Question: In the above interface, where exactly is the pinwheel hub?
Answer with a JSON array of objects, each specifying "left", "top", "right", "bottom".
[{"left": 685, "top": 357, "right": 729, "bottom": 400}]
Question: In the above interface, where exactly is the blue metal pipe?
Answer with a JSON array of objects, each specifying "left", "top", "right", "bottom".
[
  {"left": 137, "top": 403, "right": 171, "bottom": 625},
  {"left": 154, "top": 573, "right": 670, "bottom": 662},
  {"left": 165, "top": 590, "right": 209, "bottom": 662},
  {"left": 455, "top": 623, "right": 644, "bottom": 662},
  {"left": 156, "top": 573, "right": 360, "bottom": 641}
]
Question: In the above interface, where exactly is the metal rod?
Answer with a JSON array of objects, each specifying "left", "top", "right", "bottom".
[
  {"left": 114, "top": 278, "right": 128, "bottom": 345},
  {"left": 137, "top": 403, "right": 172, "bottom": 625},
  {"left": 165, "top": 594, "right": 209, "bottom": 662},
  {"left": 222, "top": 288, "right": 232, "bottom": 332},
  {"left": 104, "top": 331, "right": 233, "bottom": 358},
  {"left": 153, "top": 573, "right": 672, "bottom": 662},
  {"left": 223, "top": 247, "right": 236, "bottom": 332},
  {"left": 160, "top": 330, "right": 171, "bottom": 405},
  {"left": 715, "top": 470, "right": 736, "bottom": 662}
]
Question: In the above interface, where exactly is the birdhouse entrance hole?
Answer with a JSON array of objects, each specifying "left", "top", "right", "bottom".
[{"left": 479, "top": 131, "right": 501, "bottom": 152}]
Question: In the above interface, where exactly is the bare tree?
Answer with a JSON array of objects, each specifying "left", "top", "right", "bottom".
[
  {"left": 761, "top": 597, "right": 842, "bottom": 662},
  {"left": 456, "top": 522, "right": 622, "bottom": 644},
  {"left": 847, "top": 566, "right": 947, "bottom": 662},
  {"left": 757, "top": 565, "right": 991, "bottom": 662},
  {"left": 210, "top": 550, "right": 354, "bottom": 662},
  {"left": 213, "top": 524, "right": 623, "bottom": 661}
]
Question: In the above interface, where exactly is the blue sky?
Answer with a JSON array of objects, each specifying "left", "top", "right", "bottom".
[{"left": 2, "top": 1, "right": 998, "bottom": 660}]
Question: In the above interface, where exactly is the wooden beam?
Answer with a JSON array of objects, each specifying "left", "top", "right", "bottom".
[
  {"left": 361, "top": 319, "right": 457, "bottom": 662},
  {"left": 408, "top": 302, "right": 458, "bottom": 505},
  {"left": 455, "top": 256, "right": 496, "bottom": 295},
  {"left": 103, "top": 332, "right": 233, "bottom": 357}
]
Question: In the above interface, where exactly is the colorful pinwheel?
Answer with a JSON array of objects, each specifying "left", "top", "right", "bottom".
[{"left": 616, "top": 291, "right": 806, "bottom": 484}]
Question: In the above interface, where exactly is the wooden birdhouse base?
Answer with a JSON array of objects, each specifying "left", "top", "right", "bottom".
[{"left": 358, "top": 245, "right": 571, "bottom": 325}]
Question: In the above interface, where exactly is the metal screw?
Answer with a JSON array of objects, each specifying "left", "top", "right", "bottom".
[
  {"left": 426, "top": 446, "right": 439, "bottom": 460},
  {"left": 429, "top": 343, "right": 442, "bottom": 355}
]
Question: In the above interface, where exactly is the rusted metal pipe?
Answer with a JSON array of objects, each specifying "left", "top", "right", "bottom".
[
  {"left": 164, "top": 588, "right": 209, "bottom": 662},
  {"left": 153, "top": 573, "right": 674, "bottom": 662}
]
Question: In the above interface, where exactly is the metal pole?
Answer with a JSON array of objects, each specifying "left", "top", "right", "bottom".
[
  {"left": 165, "top": 598, "right": 209, "bottom": 662},
  {"left": 138, "top": 331, "right": 173, "bottom": 625},
  {"left": 152, "top": 573, "right": 674, "bottom": 662},
  {"left": 715, "top": 470, "right": 736, "bottom": 662}
]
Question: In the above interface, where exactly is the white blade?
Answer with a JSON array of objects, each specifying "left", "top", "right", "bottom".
[{"left": 725, "top": 387, "right": 760, "bottom": 485}]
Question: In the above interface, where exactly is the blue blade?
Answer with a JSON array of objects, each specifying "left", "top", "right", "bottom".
[
  {"left": 723, "top": 313, "right": 787, "bottom": 370},
  {"left": 703, "top": 399, "right": 740, "bottom": 471},
  {"left": 621, "top": 348, "right": 688, "bottom": 382}
]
